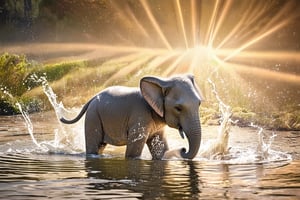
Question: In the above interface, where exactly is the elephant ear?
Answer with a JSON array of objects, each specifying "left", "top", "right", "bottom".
[{"left": 140, "top": 76, "right": 169, "bottom": 117}]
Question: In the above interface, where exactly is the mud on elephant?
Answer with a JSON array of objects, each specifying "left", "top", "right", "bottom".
[{"left": 60, "top": 74, "right": 203, "bottom": 160}]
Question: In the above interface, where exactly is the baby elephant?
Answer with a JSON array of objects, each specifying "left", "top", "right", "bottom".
[{"left": 60, "top": 74, "right": 202, "bottom": 160}]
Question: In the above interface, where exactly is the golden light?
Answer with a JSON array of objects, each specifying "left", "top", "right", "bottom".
[{"left": 2, "top": 0, "right": 299, "bottom": 114}]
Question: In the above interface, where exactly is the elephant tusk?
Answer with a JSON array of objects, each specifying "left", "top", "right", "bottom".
[{"left": 178, "top": 127, "right": 185, "bottom": 139}]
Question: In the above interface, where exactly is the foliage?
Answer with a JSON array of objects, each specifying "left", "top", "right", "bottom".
[
  {"left": 26, "top": 60, "right": 86, "bottom": 88},
  {"left": 0, "top": 53, "right": 32, "bottom": 114},
  {"left": 0, "top": 53, "right": 30, "bottom": 96},
  {"left": 0, "top": 53, "right": 86, "bottom": 115},
  {"left": 41, "top": 61, "right": 86, "bottom": 81},
  {"left": 0, "top": 100, "right": 19, "bottom": 115}
]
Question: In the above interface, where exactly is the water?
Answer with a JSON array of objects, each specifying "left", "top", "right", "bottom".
[
  {"left": 0, "top": 115, "right": 299, "bottom": 199},
  {"left": 0, "top": 78, "right": 299, "bottom": 199}
]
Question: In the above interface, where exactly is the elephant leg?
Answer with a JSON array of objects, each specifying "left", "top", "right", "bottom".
[
  {"left": 125, "top": 124, "right": 149, "bottom": 158},
  {"left": 147, "top": 131, "right": 169, "bottom": 160},
  {"left": 85, "top": 109, "right": 105, "bottom": 155}
]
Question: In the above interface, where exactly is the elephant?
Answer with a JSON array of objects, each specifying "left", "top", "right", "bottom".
[{"left": 60, "top": 74, "right": 203, "bottom": 160}]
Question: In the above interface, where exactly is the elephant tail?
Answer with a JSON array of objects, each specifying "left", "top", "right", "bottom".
[{"left": 60, "top": 99, "right": 93, "bottom": 124}]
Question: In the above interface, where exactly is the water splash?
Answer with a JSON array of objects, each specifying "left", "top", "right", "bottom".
[
  {"left": 14, "top": 102, "right": 40, "bottom": 148},
  {"left": 1, "top": 88, "right": 42, "bottom": 149},
  {"left": 28, "top": 74, "right": 65, "bottom": 119},
  {"left": 250, "top": 123, "right": 289, "bottom": 163},
  {"left": 195, "top": 79, "right": 292, "bottom": 164},
  {"left": 31, "top": 75, "right": 85, "bottom": 154},
  {"left": 1, "top": 75, "right": 85, "bottom": 154},
  {"left": 198, "top": 78, "right": 233, "bottom": 159}
]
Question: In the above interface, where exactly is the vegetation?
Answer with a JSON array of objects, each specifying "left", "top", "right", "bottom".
[
  {"left": 0, "top": 53, "right": 30, "bottom": 114},
  {"left": 0, "top": 52, "right": 299, "bottom": 130},
  {"left": 0, "top": 53, "right": 30, "bottom": 96},
  {"left": 0, "top": 53, "right": 87, "bottom": 114}
]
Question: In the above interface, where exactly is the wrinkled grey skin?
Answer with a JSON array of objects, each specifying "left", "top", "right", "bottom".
[{"left": 60, "top": 74, "right": 202, "bottom": 160}]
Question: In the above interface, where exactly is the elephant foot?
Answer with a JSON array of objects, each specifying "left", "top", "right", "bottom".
[{"left": 97, "top": 143, "right": 107, "bottom": 155}]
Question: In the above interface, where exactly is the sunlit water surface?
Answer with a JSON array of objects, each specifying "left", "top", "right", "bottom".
[{"left": 0, "top": 110, "right": 299, "bottom": 199}]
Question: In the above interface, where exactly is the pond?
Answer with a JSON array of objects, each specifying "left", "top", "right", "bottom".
[{"left": 0, "top": 111, "right": 299, "bottom": 200}]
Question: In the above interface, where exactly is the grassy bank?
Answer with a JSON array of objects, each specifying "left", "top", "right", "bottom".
[
  {"left": 0, "top": 53, "right": 299, "bottom": 130},
  {"left": 0, "top": 53, "right": 88, "bottom": 114}
]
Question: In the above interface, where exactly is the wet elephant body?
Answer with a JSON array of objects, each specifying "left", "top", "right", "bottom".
[
  {"left": 84, "top": 86, "right": 165, "bottom": 157},
  {"left": 60, "top": 74, "right": 202, "bottom": 160}
]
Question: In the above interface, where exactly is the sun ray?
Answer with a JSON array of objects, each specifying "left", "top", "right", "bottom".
[
  {"left": 163, "top": 50, "right": 190, "bottom": 76},
  {"left": 220, "top": 61, "right": 300, "bottom": 85},
  {"left": 175, "top": 0, "right": 189, "bottom": 49},
  {"left": 140, "top": 0, "right": 172, "bottom": 50},
  {"left": 215, "top": 1, "right": 257, "bottom": 49},
  {"left": 102, "top": 53, "right": 156, "bottom": 87},
  {"left": 146, "top": 51, "right": 181, "bottom": 71},
  {"left": 208, "top": 0, "right": 232, "bottom": 48},
  {"left": 215, "top": 49, "right": 300, "bottom": 63},
  {"left": 233, "top": 2, "right": 270, "bottom": 44},
  {"left": 223, "top": 18, "right": 294, "bottom": 62},
  {"left": 222, "top": 1, "right": 299, "bottom": 61},
  {"left": 109, "top": 1, "right": 151, "bottom": 41},
  {"left": 189, "top": 49, "right": 201, "bottom": 74},
  {"left": 190, "top": 0, "right": 198, "bottom": 46},
  {"left": 204, "top": 0, "right": 220, "bottom": 47}
]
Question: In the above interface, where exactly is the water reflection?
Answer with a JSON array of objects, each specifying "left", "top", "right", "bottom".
[
  {"left": 0, "top": 107, "right": 299, "bottom": 199},
  {"left": 0, "top": 151, "right": 299, "bottom": 199},
  {"left": 85, "top": 158, "right": 208, "bottom": 199},
  {"left": 0, "top": 154, "right": 86, "bottom": 182},
  {"left": 85, "top": 158, "right": 187, "bottom": 199},
  {"left": 84, "top": 157, "right": 299, "bottom": 199}
]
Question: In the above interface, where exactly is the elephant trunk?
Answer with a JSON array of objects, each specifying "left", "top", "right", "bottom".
[{"left": 180, "top": 118, "right": 201, "bottom": 159}]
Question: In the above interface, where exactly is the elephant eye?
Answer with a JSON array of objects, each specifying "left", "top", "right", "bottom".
[{"left": 175, "top": 105, "right": 182, "bottom": 112}]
